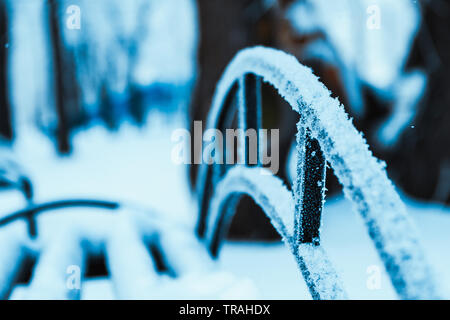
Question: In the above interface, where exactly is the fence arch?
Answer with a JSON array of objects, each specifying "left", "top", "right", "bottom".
[{"left": 196, "top": 46, "right": 440, "bottom": 300}]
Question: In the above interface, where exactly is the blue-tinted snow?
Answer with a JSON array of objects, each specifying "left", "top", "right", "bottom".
[
  {"left": 1, "top": 1, "right": 448, "bottom": 299},
  {"left": 8, "top": 0, "right": 197, "bottom": 136},
  {"left": 1, "top": 112, "right": 449, "bottom": 299}
]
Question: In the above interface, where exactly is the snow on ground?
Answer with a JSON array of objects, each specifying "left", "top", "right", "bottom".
[
  {"left": 220, "top": 195, "right": 450, "bottom": 300},
  {"left": 2, "top": 114, "right": 450, "bottom": 299},
  {"left": 3, "top": 113, "right": 194, "bottom": 225}
]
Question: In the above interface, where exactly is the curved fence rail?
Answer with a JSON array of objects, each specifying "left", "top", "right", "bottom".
[{"left": 196, "top": 46, "right": 440, "bottom": 300}]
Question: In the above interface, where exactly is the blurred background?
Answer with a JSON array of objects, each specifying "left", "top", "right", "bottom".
[{"left": 0, "top": 0, "right": 449, "bottom": 299}]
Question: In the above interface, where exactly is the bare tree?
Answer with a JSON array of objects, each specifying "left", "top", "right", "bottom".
[
  {"left": 47, "top": 0, "right": 81, "bottom": 154},
  {"left": 0, "top": 0, "right": 12, "bottom": 141}
]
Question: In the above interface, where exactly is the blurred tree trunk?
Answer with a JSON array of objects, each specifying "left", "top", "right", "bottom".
[
  {"left": 390, "top": 0, "right": 450, "bottom": 204},
  {"left": 190, "top": 0, "right": 275, "bottom": 152},
  {"left": 0, "top": 0, "right": 12, "bottom": 141},
  {"left": 48, "top": 0, "right": 81, "bottom": 154}
]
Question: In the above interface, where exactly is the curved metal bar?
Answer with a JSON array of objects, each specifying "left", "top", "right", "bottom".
[
  {"left": 205, "top": 166, "right": 347, "bottom": 300},
  {"left": 293, "top": 125, "right": 326, "bottom": 246},
  {"left": 196, "top": 84, "right": 238, "bottom": 237},
  {"left": 238, "top": 73, "right": 262, "bottom": 167},
  {"left": 0, "top": 199, "right": 120, "bottom": 237},
  {"left": 197, "top": 46, "right": 440, "bottom": 299}
]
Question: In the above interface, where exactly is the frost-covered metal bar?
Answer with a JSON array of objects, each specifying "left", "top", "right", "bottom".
[
  {"left": 196, "top": 84, "right": 238, "bottom": 237},
  {"left": 205, "top": 167, "right": 347, "bottom": 299},
  {"left": 198, "top": 46, "right": 440, "bottom": 299},
  {"left": 238, "top": 74, "right": 262, "bottom": 166},
  {"left": 198, "top": 73, "right": 263, "bottom": 238},
  {"left": 293, "top": 125, "right": 326, "bottom": 246}
]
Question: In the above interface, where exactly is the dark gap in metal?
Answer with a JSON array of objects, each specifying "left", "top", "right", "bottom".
[
  {"left": 148, "top": 242, "right": 176, "bottom": 277},
  {"left": 85, "top": 252, "right": 109, "bottom": 279},
  {"left": 12, "top": 254, "right": 38, "bottom": 285}
]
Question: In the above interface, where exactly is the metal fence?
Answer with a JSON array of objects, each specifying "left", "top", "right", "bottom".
[
  {"left": 0, "top": 47, "right": 441, "bottom": 300},
  {"left": 196, "top": 46, "right": 440, "bottom": 300}
]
